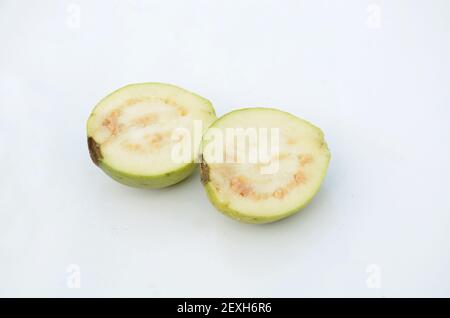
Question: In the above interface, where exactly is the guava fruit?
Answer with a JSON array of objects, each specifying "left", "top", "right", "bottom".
[
  {"left": 200, "top": 108, "right": 330, "bottom": 223},
  {"left": 87, "top": 82, "right": 216, "bottom": 188}
]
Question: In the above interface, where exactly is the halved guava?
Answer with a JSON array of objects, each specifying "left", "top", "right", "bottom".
[
  {"left": 200, "top": 108, "right": 330, "bottom": 223},
  {"left": 87, "top": 83, "right": 216, "bottom": 188}
]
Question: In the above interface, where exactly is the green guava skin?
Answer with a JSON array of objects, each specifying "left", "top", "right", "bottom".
[
  {"left": 200, "top": 107, "right": 331, "bottom": 224},
  {"left": 87, "top": 82, "right": 216, "bottom": 189},
  {"left": 87, "top": 134, "right": 199, "bottom": 189},
  {"left": 100, "top": 160, "right": 196, "bottom": 189}
]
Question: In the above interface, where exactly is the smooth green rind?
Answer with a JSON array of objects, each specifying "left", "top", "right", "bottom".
[
  {"left": 87, "top": 82, "right": 216, "bottom": 188},
  {"left": 201, "top": 107, "right": 331, "bottom": 224},
  {"left": 100, "top": 160, "right": 196, "bottom": 189}
]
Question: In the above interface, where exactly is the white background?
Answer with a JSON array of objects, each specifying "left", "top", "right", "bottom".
[{"left": 1, "top": 0, "right": 449, "bottom": 297}]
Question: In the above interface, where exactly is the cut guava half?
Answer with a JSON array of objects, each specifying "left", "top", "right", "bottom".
[
  {"left": 200, "top": 108, "right": 330, "bottom": 223},
  {"left": 87, "top": 82, "right": 216, "bottom": 188}
]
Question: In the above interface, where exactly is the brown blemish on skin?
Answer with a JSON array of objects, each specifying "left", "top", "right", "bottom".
[
  {"left": 87, "top": 137, "right": 103, "bottom": 166},
  {"left": 200, "top": 156, "right": 210, "bottom": 185}
]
